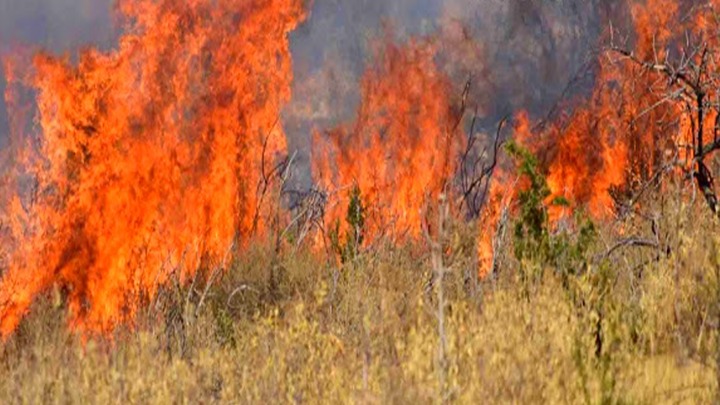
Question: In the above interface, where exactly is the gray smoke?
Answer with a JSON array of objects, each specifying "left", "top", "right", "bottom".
[
  {"left": 0, "top": 0, "right": 629, "bottom": 185},
  {"left": 0, "top": 0, "right": 113, "bottom": 51},
  {"left": 284, "top": 0, "right": 627, "bottom": 188},
  {"left": 0, "top": 0, "right": 114, "bottom": 146}
]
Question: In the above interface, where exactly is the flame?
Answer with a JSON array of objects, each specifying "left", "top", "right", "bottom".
[
  {"left": 477, "top": 0, "right": 720, "bottom": 275},
  {"left": 313, "top": 38, "right": 464, "bottom": 244},
  {"left": 0, "top": 0, "right": 305, "bottom": 337},
  {"left": 4, "top": 0, "right": 720, "bottom": 335}
]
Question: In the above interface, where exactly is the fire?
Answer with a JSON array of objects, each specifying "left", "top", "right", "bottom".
[
  {"left": 3, "top": 0, "right": 720, "bottom": 336},
  {"left": 477, "top": 0, "right": 720, "bottom": 275},
  {"left": 477, "top": 168, "right": 513, "bottom": 278},
  {"left": 312, "top": 39, "right": 464, "bottom": 244},
  {"left": 0, "top": 0, "right": 305, "bottom": 336}
]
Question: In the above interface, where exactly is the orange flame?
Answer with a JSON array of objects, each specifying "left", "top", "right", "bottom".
[
  {"left": 0, "top": 0, "right": 305, "bottom": 337},
  {"left": 477, "top": 0, "right": 720, "bottom": 275},
  {"left": 313, "top": 38, "right": 465, "bottom": 244},
  {"left": 5, "top": 0, "right": 720, "bottom": 335}
]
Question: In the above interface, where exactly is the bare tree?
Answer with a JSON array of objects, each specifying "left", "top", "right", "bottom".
[
  {"left": 458, "top": 114, "right": 507, "bottom": 219},
  {"left": 610, "top": 30, "right": 720, "bottom": 216}
]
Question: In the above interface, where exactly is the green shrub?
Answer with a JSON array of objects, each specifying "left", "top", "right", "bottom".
[
  {"left": 506, "top": 141, "right": 596, "bottom": 289},
  {"left": 330, "top": 184, "right": 366, "bottom": 263}
]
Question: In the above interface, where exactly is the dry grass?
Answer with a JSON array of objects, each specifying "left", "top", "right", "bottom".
[{"left": 0, "top": 186, "right": 719, "bottom": 404}]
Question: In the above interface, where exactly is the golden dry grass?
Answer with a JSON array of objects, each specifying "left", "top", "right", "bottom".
[{"left": 0, "top": 186, "right": 718, "bottom": 404}]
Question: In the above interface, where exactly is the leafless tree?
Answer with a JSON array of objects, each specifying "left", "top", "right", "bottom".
[
  {"left": 609, "top": 29, "right": 720, "bottom": 216},
  {"left": 458, "top": 114, "right": 507, "bottom": 219}
]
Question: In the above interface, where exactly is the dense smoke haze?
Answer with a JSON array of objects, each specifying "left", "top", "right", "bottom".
[
  {"left": 0, "top": 0, "right": 114, "bottom": 50},
  {"left": 0, "top": 0, "right": 626, "bottom": 180},
  {"left": 285, "top": 0, "right": 627, "bottom": 187}
]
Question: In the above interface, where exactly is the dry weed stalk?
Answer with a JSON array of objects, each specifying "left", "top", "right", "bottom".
[{"left": 423, "top": 193, "right": 452, "bottom": 403}]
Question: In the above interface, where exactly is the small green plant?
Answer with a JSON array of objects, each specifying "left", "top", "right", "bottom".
[
  {"left": 329, "top": 184, "right": 366, "bottom": 263},
  {"left": 505, "top": 141, "right": 596, "bottom": 288},
  {"left": 212, "top": 304, "right": 236, "bottom": 348},
  {"left": 506, "top": 141, "right": 624, "bottom": 402}
]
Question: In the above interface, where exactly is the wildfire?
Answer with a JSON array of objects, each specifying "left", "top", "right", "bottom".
[
  {"left": 312, "top": 38, "right": 464, "bottom": 244},
  {"left": 3, "top": 0, "right": 720, "bottom": 337},
  {"left": 0, "top": 0, "right": 305, "bottom": 336},
  {"left": 477, "top": 0, "right": 720, "bottom": 275}
]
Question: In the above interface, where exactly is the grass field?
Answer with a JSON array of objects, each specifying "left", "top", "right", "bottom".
[
  {"left": 1, "top": 182, "right": 718, "bottom": 404},
  {"left": 3, "top": 0, "right": 720, "bottom": 404}
]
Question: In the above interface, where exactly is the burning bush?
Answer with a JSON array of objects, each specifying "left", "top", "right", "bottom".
[
  {"left": 3, "top": 0, "right": 720, "bottom": 341},
  {"left": 312, "top": 38, "right": 465, "bottom": 246},
  {"left": 0, "top": 0, "right": 305, "bottom": 336}
]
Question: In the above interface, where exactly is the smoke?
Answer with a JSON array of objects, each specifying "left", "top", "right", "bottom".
[
  {"left": 0, "top": 0, "right": 115, "bottom": 145},
  {"left": 441, "top": 0, "right": 606, "bottom": 116},
  {"left": 283, "top": 0, "right": 442, "bottom": 188},
  {"left": 0, "top": 0, "right": 627, "bottom": 183},
  {"left": 0, "top": 0, "right": 113, "bottom": 50},
  {"left": 284, "top": 0, "right": 628, "bottom": 188}
]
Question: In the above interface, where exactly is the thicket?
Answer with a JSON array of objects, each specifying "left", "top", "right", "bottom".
[{"left": 0, "top": 146, "right": 718, "bottom": 404}]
